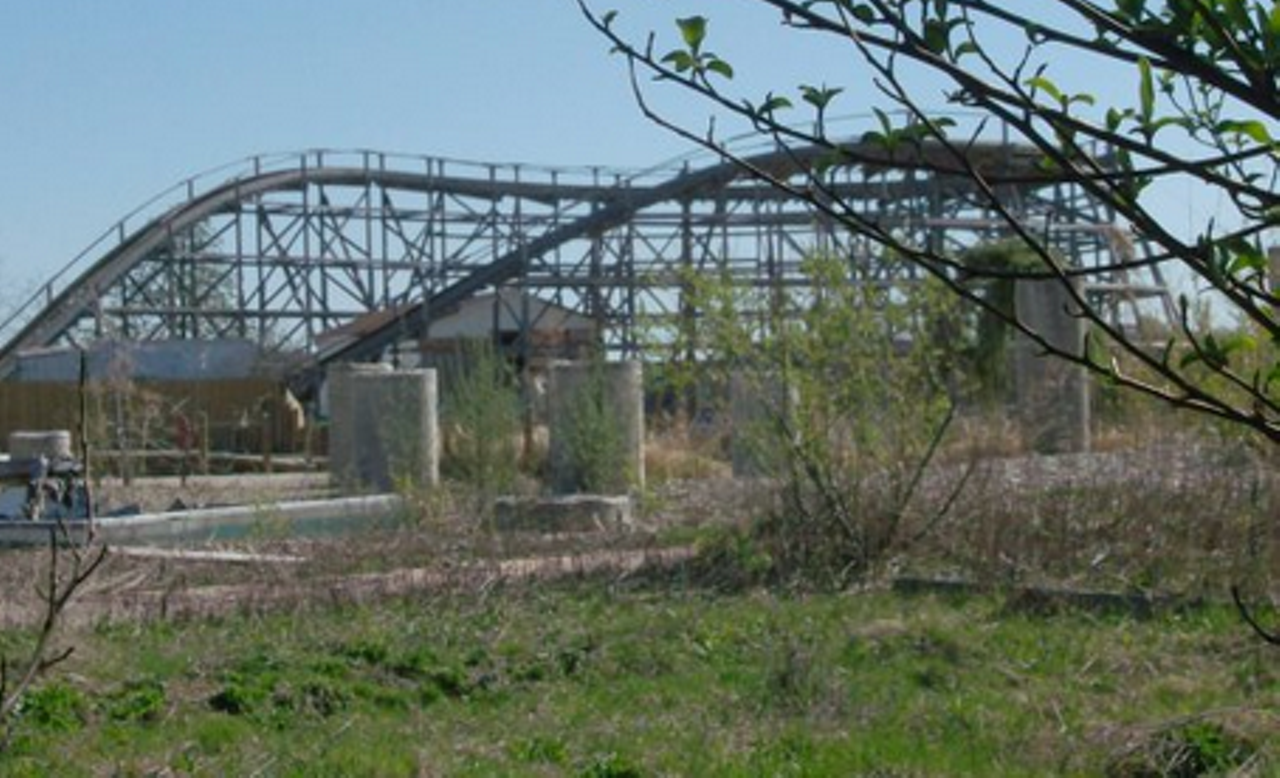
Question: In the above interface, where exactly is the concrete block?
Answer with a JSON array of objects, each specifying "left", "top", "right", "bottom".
[
  {"left": 349, "top": 369, "right": 440, "bottom": 492},
  {"left": 328, "top": 362, "right": 392, "bottom": 488},
  {"left": 547, "top": 360, "right": 644, "bottom": 494},
  {"left": 1013, "top": 279, "right": 1090, "bottom": 453}
]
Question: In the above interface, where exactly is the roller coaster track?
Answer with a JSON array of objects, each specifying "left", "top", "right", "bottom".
[{"left": 0, "top": 140, "right": 1175, "bottom": 388}]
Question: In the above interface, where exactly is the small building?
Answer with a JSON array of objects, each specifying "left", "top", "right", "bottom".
[
  {"left": 10, "top": 339, "right": 272, "bottom": 383},
  {"left": 316, "top": 290, "right": 598, "bottom": 373}
]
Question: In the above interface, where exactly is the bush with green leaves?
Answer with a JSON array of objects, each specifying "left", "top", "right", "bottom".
[
  {"left": 585, "top": 0, "right": 1280, "bottom": 445},
  {"left": 675, "top": 255, "right": 959, "bottom": 585}
]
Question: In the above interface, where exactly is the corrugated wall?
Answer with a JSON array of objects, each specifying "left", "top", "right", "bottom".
[{"left": 0, "top": 379, "right": 307, "bottom": 455}]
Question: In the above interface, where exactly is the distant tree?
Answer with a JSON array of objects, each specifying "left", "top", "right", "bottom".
[{"left": 580, "top": 0, "right": 1280, "bottom": 445}]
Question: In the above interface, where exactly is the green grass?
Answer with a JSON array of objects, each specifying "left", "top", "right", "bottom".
[{"left": 0, "top": 581, "right": 1276, "bottom": 776}]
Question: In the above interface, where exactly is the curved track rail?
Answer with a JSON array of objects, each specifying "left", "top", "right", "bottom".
[{"left": 0, "top": 143, "right": 1173, "bottom": 386}]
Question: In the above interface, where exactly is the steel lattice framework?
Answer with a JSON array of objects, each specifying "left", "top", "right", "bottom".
[{"left": 0, "top": 143, "right": 1174, "bottom": 385}]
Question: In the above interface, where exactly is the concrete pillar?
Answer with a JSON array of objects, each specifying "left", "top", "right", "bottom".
[
  {"left": 327, "top": 362, "right": 392, "bottom": 489},
  {"left": 347, "top": 369, "right": 440, "bottom": 492},
  {"left": 547, "top": 359, "right": 644, "bottom": 494},
  {"left": 1013, "top": 279, "right": 1090, "bottom": 453},
  {"left": 729, "top": 370, "right": 797, "bottom": 478}
]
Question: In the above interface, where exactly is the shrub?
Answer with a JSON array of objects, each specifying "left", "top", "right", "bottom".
[
  {"left": 679, "top": 256, "right": 958, "bottom": 586},
  {"left": 102, "top": 678, "right": 167, "bottom": 724},
  {"left": 17, "top": 683, "right": 87, "bottom": 733}
]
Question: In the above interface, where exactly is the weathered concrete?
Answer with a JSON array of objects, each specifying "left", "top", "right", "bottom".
[
  {"left": 327, "top": 362, "right": 392, "bottom": 488},
  {"left": 547, "top": 360, "right": 644, "bottom": 494},
  {"left": 1013, "top": 279, "right": 1090, "bottom": 453},
  {"left": 348, "top": 369, "right": 440, "bottom": 492},
  {"left": 490, "top": 494, "right": 633, "bottom": 533},
  {"left": 0, "top": 493, "right": 406, "bottom": 547}
]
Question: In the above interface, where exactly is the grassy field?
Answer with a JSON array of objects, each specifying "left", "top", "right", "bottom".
[{"left": 0, "top": 575, "right": 1275, "bottom": 776}]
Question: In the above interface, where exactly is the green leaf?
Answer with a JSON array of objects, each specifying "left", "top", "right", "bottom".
[
  {"left": 1202, "top": 333, "right": 1229, "bottom": 370},
  {"left": 800, "top": 84, "right": 843, "bottom": 111},
  {"left": 1137, "top": 56, "right": 1155, "bottom": 122},
  {"left": 1116, "top": 0, "right": 1145, "bottom": 22},
  {"left": 923, "top": 19, "right": 950, "bottom": 54},
  {"left": 1215, "top": 119, "right": 1274, "bottom": 145},
  {"left": 1265, "top": 361, "right": 1280, "bottom": 392},
  {"left": 873, "top": 107, "right": 893, "bottom": 135},
  {"left": 1221, "top": 0, "right": 1251, "bottom": 30},
  {"left": 677, "top": 16, "right": 707, "bottom": 52},
  {"left": 705, "top": 57, "right": 734, "bottom": 80},
  {"left": 1105, "top": 107, "right": 1132, "bottom": 132},
  {"left": 851, "top": 3, "right": 877, "bottom": 24},
  {"left": 1223, "top": 238, "right": 1268, "bottom": 276},
  {"left": 661, "top": 50, "right": 696, "bottom": 73},
  {"left": 761, "top": 93, "right": 793, "bottom": 113},
  {"left": 1025, "top": 76, "right": 1064, "bottom": 104}
]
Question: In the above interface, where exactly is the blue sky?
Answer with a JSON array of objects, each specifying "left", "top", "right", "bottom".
[
  {"left": 0, "top": 2, "right": 1216, "bottom": 312},
  {"left": 0, "top": 2, "right": 855, "bottom": 298}
]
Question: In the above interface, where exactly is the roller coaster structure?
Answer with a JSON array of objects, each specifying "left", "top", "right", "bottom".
[{"left": 0, "top": 137, "right": 1175, "bottom": 390}]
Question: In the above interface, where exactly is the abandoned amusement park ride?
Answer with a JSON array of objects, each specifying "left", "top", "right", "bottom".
[{"left": 0, "top": 130, "right": 1177, "bottom": 531}]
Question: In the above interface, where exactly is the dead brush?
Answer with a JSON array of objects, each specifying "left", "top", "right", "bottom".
[
  {"left": 905, "top": 439, "right": 1280, "bottom": 598},
  {"left": 643, "top": 419, "right": 731, "bottom": 485}
]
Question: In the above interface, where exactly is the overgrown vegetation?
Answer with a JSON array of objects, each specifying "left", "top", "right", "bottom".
[
  {"left": 0, "top": 581, "right": 1274, "bottom": 775},
  {"left": 551, "top": 357, "right": 634, "bottom": 495},
  {"left": 584, "top": 0, "right": 1280, "bottom": 444},
  {"left": 439, "top": 338, "right": 524, "bottom": 500},
  {"left": 662, "top": 255, "right": 962, "bottom": 586}
]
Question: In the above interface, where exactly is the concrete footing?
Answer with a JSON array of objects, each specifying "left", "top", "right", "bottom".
[
  {"left": 328, "top": 363, "right": 392, "bottom": 488},
  {"left": 490, "top": 494, "right": 632, "bottom": 533},
  {"left": 0, "top": 493, "right": 406, "bottom": 547},
  {"left": 546, "top": 360, "right": 644, "bottom": 494},
  {"left": 330, "top": 365, "right": 439, "bottom": 491},
  {"left": 1014, "top": 279, "right": 1091, "bottom": 453}
]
